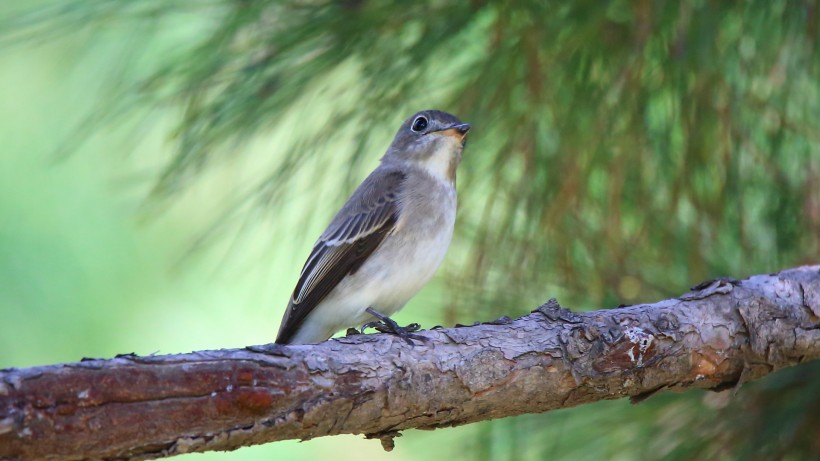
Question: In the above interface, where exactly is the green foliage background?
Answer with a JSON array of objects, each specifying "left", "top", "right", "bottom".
[{"left": 1, "top": 0, "right": 818, "bottom": 460}]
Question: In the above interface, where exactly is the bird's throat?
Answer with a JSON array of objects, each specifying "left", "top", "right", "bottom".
[{"left": 419, "top": 141, "right": 462, "bottom": 184}]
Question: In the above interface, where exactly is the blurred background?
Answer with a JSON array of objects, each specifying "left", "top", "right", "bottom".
[{"left": 1, "top": 0, "right": 818, "bottom": 460}]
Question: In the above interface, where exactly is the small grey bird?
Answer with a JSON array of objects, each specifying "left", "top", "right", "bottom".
[{"left": 275, "top": 110, "right": 470, "bottom": 344}]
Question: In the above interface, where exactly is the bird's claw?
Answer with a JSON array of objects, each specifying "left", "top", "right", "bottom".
[
  {"left": 362, "top": 321, "right": 420, "bottom": 334},
  {"left": 361, "top": 316, "right": 425, "bottom": 345},
  {"left": 366, "top": 324, "right": 425, "bottom": 345},
  {"left": 381, "top": 322, "right": 421, "bottom": 333}
]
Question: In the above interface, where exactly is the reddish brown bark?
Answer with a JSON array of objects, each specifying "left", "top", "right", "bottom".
[{"left": 2, "top": 266, "right": 819, "bottom": 461}]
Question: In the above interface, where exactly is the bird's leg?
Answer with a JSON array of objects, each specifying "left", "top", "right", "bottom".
[{"left": 362, "top": 307, "right": 424, "bottom": 345}]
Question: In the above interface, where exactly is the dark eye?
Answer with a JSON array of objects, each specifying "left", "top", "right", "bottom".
[{"left": 411, "top": 116, "right": 428, "bottom": 132}]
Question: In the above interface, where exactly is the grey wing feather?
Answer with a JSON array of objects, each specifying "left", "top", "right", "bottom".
[{"left": 275, "top": 168, "right": 405, "bottom": 344}]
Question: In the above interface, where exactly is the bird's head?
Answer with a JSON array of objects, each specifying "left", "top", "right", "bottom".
[{"left": 383, "top": 110, "right": 471, "bottom": 183}]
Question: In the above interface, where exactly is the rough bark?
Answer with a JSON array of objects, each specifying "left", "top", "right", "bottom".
[{"left": 2, "top": 266, "right": 819, "bottom": 461}]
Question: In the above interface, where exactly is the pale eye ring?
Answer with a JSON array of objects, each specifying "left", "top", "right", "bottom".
[{"left": 411, "top": 116, "right": 428, "bottom": 132}]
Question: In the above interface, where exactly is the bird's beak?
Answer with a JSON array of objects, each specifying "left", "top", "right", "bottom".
[{"left": 436, "top": 123, "right": 471, "bottom": 141}]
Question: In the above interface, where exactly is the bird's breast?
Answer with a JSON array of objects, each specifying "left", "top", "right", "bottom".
[{"left": 361, "top": 178, "right": 456, "bottom": 311}]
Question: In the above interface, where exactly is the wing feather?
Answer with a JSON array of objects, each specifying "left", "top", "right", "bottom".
[{"left": 275, "top": 169, "right": 405, "bottom": 344}]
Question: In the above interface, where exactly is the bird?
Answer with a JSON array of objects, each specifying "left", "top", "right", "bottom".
[{"left": 275, "top": 110, "right": 470, "bottom": 344}]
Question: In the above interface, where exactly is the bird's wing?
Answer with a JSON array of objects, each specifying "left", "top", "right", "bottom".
[{"left": 275, "top": 169, "right": 406, "bottom": 344}]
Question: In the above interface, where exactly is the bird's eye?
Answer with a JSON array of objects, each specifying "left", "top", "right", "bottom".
[{"left": 411, "top": 116, "right": 428, "bottom": 132}]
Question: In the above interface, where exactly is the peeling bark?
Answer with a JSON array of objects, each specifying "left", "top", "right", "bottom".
[{"left": 2, "top": 266, "right": 819, "bottom": 461}]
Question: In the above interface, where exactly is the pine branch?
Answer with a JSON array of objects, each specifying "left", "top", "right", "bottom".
[{"left": 2, "top": 266, "right": 819, "bottom": 460}]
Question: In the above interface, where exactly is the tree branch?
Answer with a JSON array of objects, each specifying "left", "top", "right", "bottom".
[{"left": 2, "top": 266, "right": 819, "bottom": 460}]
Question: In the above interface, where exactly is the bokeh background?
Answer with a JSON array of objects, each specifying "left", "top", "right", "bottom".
[{"left": 1, "top": 1, "right": 818, "bottom": 460}]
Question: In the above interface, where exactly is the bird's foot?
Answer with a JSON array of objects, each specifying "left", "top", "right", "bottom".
[
  {"left": 362, "top": 307, "right": 425, "bottom": 345},
  {"left": 361, "top": 320, "right": 421, "bottom": 335}
]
